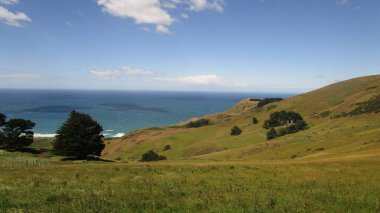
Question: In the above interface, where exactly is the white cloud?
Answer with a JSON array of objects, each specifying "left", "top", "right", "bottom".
[
  {"left": 0, "top": 6, "right": 31, "bottom": 27},
  {"left": 97, "top": 0, "right": 174, "bottom": 33},
  {"left": 177, "top": 74, "right": 226, "bottom": 85},
  {"left": 90, "top": 66, "right": 157, "bottom": 78},
  {"left": 156, "top": 74, "right": 246, "bottom": 87},
  {"left": 188, "top": 0, "right": 224, "bottom": 12},
  {"left": 65, "top": 21, "right": 73, "bottom": 26},
  {"left": 0, "top": 0, "right": 18, "bottom": 5},
  {"left": 97, "top": 0, "right": 225, "bottom": 33},
  {"left": 336, "top": 0, "right": 350, "bottom": 5},
  {"left": 180, "top": 13, "right": 189, "bottom": 19},
  {"left": 0, "top": 72, "right": 43, "bottom": 80},
  {"left": 156, "top": 24, "right": 171, "bottom": 34}
]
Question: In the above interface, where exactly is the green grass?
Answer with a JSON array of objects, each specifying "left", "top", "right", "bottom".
[{"left": 0, "top": 159, "right": 379, "bottom": 212}]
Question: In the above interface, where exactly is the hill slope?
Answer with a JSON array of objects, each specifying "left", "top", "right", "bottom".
[{"left": 102, "top": 75, "right": 380, "bottom": 162}]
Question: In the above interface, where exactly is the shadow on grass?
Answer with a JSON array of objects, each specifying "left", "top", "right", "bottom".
[
  {"left": 61, "top": 156, "right": 115, "bottom": 162},
  {"left": 0, "top": 147, "right": 49, "bottom": 155}
]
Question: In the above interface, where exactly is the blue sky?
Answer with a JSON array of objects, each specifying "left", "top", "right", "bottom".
[{"left": 0, "top": 0, "right": 379, "bottom": 92}]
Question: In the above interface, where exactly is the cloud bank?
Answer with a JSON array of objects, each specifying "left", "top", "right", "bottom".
[
  {"left": 96, "top": 0, "right": 225, "bottom": 33},
  {"left": 90, "top": 66, "right": 157, "bottom": 78},
  {"left": 90, "top": 65, "right": 245, "bottom": 88},
  {"left": 0, "top": 0, "right": 31, "bottom": 27}
]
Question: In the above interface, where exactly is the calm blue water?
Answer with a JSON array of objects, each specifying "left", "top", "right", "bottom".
[{"left": 0, "top": 89, "right": 293, "bottom": 137}]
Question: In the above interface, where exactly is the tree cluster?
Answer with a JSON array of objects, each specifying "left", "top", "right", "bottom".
[
  {"left": 264, "top": 111, "right": 308, "bottom": 140},
  {"left": 185, "top": 119, "right": 210, "bottom": 128},
  {"left": 140, "top": 150, "right": 167, "bottom": 162},
  {"left": 0, "top": 113, "right": 35, "bottom": 151},
  {"left": 257, "top": 98, "right": 284, "bottom": 108}
]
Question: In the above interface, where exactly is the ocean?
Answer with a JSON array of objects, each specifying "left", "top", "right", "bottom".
[{"left": 0, "top": 89, "right": 293, "bottom": 137}]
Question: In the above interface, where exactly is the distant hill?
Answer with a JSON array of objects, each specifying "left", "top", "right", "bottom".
[{"left": 102, "top": 75, "right": 380, "bottom": 162}]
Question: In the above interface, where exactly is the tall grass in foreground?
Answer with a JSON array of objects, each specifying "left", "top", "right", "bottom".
[{"left": 0, "top": 160, "right": 379, "bottom": 212}]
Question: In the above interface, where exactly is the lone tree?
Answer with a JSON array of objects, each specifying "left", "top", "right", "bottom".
[
  {"left": 53, "top": 111, "right": 104, "bottom": 159},
  {"left": 140, "top": 150, "right": 167, "bottom": 162},
  {"left": 230, "top": 126, "right": 242, "bottom": 136},
  {"left": 252, "top": 117, "right": 258, "bottom": 124},
  {"left": 1, "top": 116, "right": 35, "bottom": 151}
]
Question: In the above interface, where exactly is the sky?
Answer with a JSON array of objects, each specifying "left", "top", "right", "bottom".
[{"left": 0, "top": 0, "right": 379, "bottom": 93}]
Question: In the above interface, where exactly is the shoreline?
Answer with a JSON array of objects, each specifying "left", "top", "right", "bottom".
[{"left": 34, "top": 132, "right": 125, "bottom": 139}]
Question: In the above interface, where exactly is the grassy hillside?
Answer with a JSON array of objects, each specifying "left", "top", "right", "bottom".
[{"left": 102, "top": 75, "right": 380, "bottom": 162}]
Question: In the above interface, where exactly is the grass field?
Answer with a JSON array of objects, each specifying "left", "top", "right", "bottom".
[{"left": 1, "top": 155, "right": 380, "bottom": 212}]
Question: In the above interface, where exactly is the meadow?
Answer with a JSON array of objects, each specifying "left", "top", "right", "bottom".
[{"left": 0, "top": 150, "right": 379, "bottom": 212}]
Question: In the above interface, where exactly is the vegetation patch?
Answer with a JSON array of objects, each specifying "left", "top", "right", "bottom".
[
  {"left": 230, "top": 126, "right": 242, "bottom": 136},
  {"left": 264, "top": 111, "right": 308, "bottom": 140},
  {"left": 319, "top": 110, "right": 331, "bottom": 118},
  {"left": 163, "top": 144, "right": 171, "bottom": 151},
  {"left": 335, "top": 95, "right": 380, "bottom": 118},
  {"left": 185, "top": 119, "right": 210, "bottom": 128},
  {"left": 140, "top": 150, "right": 167, "bottom": 162},
  {"left": 257, "top": 98, "right": 284, "bottom": 108},
  {"left": 365, "top": 86, "right": 378, "bottom": 91}
]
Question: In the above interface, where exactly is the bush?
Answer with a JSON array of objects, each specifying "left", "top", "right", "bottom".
[
  {"left": 185, "top": 119, "right": 210, "bottom": 128},
  {"left": 163, "top": 144, "right": 171, "bottom": 151},
  {"left": 257, "top": 98, "right": 283, "bottom": 108},
  {"left": 250, "top": 98, "right": 261, "bottom": 102},
  {"left": 319, "top": 111, "right": 331, "bottom": 118},
  {"left": 267, "top": 128, "right": 278, "bottom": 140},
  {"left": 140, "top": 150, "right": 167, "bottom": 162},
  {"left": 53, "top": 111, "right": 104, "bottom": 159},
  {"left": 230, "top": 126, "right": 242, "bottom": 136},
  {"left": 252, "top": 117, "right": 258, "bottom": 124}
]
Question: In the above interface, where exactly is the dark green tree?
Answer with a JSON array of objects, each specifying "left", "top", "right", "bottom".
[
  {"left": 140, "top": 150, "right": 167, "bottom": 162},
  {"left": 53, "top": 111, "right": 104, "bottom": 159},
  {"left": 0, "top": 113, "right": 5, "bottom": 145},
  {"left": 2, "top": 118, "right": 35, "bottom": 150},
  {"left": 230, "top": 126, "right": 242, "bottom": 136},
  {"left": 266, "top": 128, "right": 278, "bottom": 140},
  {"left": 0, "top": 113, "right": 6, "bottom": 126},
  {"left": 252, "top": 117, "right": 258, "bottom": 124}
]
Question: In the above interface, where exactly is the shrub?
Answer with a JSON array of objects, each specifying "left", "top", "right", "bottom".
[
  {"left": 230, "top": 126, "right": 242, "bottom": 136},
  {"left": 319, "top": 111, "right": 331, "bottom": 118},
  {"left": 257, "top": 98, "right": 283, "bottom": 108},
  {"left": 53, "top": 111, "right": 104, "bottom": 159},
  {"left": 267, "top": 128, "right": 278, "bottom": 140},
  {"left": 185, "top": 119, "right": 210, "bottom": 128},
  {"left": 252, "top": 117, "right": 258, "bottom": 124},
  {"left": 163, "top": 144, "right": 171, "bottom": 151},
  {"left": 140, "top": 150, "right": 167, "bottom": 162},
  {"left": 250, "top": 98, "right": 261, "bottom": 102}
]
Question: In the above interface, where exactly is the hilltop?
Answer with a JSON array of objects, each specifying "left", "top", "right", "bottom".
[{"left": 102, "top": 75, "right": 380, "bottom": 162}]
